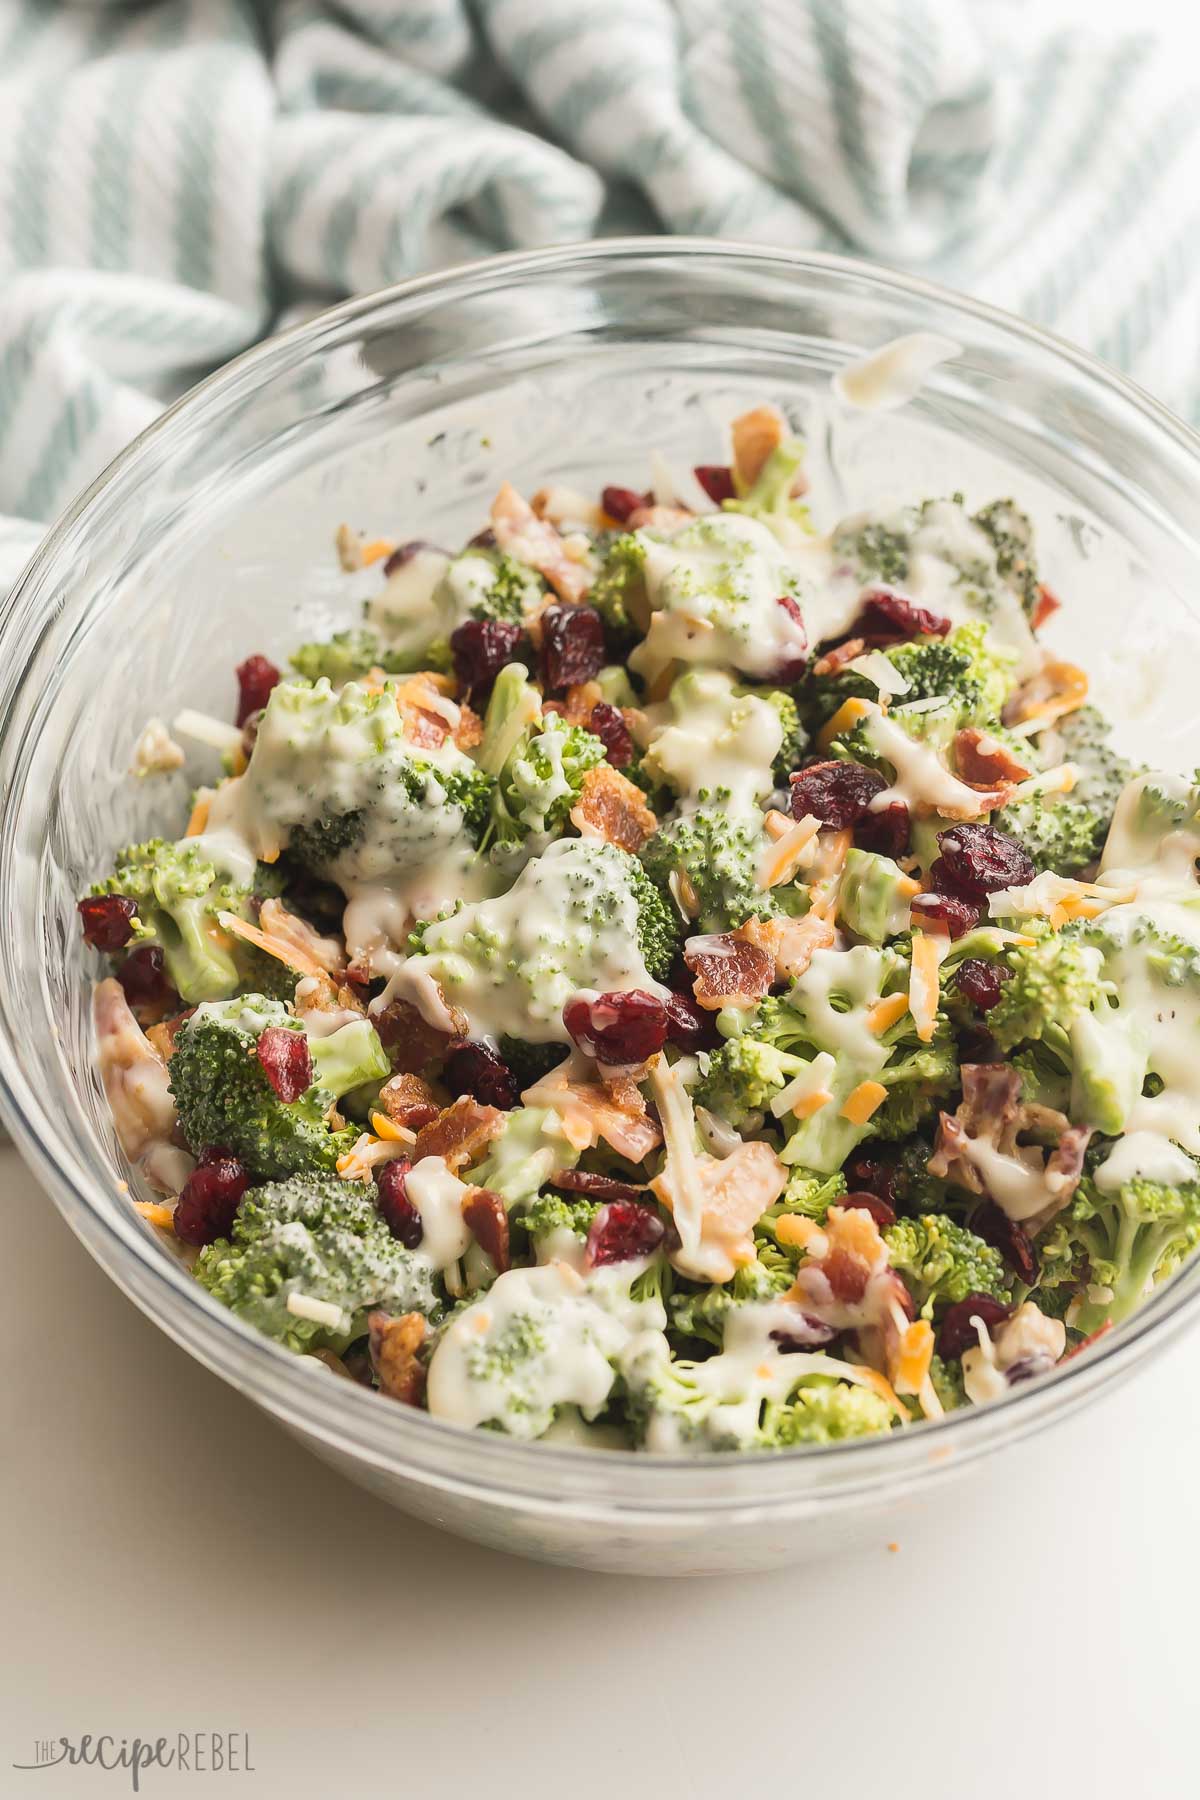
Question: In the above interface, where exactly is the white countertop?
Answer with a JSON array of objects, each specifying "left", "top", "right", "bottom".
[{"left": 2, "top": 1142, "right": 1197, "bottom": 1796}]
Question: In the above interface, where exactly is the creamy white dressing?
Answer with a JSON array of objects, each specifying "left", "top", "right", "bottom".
[
  {"left": 862, "top": 707, "right": 986, "bottom": 817},
  {"left": 365, "top": 547, "right": 453, "bottom": 658},
  {"left": 1100, "top": 772, "right": 1200, "bottom": 895},
  {"left": 833, "top": 333, "right": 963, "bottom": 412},
  {"left": 641, "top": 669, "right": 783, "bottom": 811},
  {"left": 405, "top": 1156, "right": 473, "bottom": 1272}
]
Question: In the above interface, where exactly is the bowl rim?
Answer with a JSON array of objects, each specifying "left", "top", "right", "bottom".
[{"left": 2, "top": 234, "right": 1198, "bottom": 1504}]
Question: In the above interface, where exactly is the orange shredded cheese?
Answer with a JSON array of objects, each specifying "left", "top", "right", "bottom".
[
  {"left": 818, "top": 696, "right": 874, "bottom": 749},
  {"left": 893, "top": 1319, "right": 935, "bottom": 1395},
  {"left": 134, "top": 1200, "right": 176, "bottom": 1230},
  {"left": 759, "top": 814, "right": 819, "bottom": 889},
  {"left": 776, "top": 1214, "right": 826, "bottom": 1252},
  {"left": 791, "top": 1088, "right": 833, "bottom": 1120},
  {"left": 1007, "top": 659, "right": 1088, "bottom": 728},
  {"left": 359, "top": 537, "right": 396, "bottom": 567},
  {"left": 839, "top": 1080, "right": 888, "bottom": 1125},
  {"left": 215, "top": 910, "right": 324, "bottom": 982},
  {"left": 865, "top": 992, "right": 909, "bottom": 1036},
  {"left": 185, "top": 795, "right": 210, "bottom": 837},
  {"left": 763, "top": 809, "right": 793, "bottom": 842},
  {"left": 370, "top": 1110, "right": 417, "bottom": 1145},
  {"left": 908, "top": 930, "right": 942, "bottom": 1044}
]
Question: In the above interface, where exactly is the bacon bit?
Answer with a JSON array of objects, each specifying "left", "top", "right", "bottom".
[
  {"left": 626, "top": 502, "right": 693, "bottom": 531},
  {"left": 372, "top": 997, "right": 458, "bottom": 1075},
  {"left": 892, "top": 1318, "right": 935, "bottom": 1396},
  {"left": 215, "top": 909, "right": 327, "bottom": 984},
  {"left": 370, "top": 1111, "right": 418, "bottom": 1144},
  {"left": 817, "top": 696, "right": 875, "bottom": 750},
  {"left": 758, "top": 814, "right": 819, "bottom": 889},
  {"left": 542, "top": 679, "right": 603, "bottom": 728},
  {"left": 866, "top": 992, "right": 909, "bottom": 1035},
  {"left": 368, "top": 1310, "right": 427, "bottom": 1405},
  {"left": 570, "top": 763, "right": 657, "bottom": 853},
  {"left": 413, "top": 1096, "right": 505, "bottom": 1171},
  {"left": 908, "top": 930, "right": 944, "bottom": 1044},
  {"left": 653, "top": 1139, "right": 786, "bottom": 1284},
  {"left": 531, "top": 484, "right": 606, "bottom": 530},
  {"left": 840, "top": 1080, "right": 888, "bottom": 1125},
  {"left": 133, "top": 1200, "right": 176, "bottom": 1230},
  {"left": 775, "top": 1213, "right": 826, "bottom": 1252},
  {"left": 735, "top": 912, "right": 835, "bottom": 982},
  {"left": 377, "top": 1071, "right": 441, "bottom": 1132},
  {"left": 490, "top": 480, "right": 590, "bottom": 604},
  {"left": 954, "top": 727, "right": 1032, "bottom": 788},
  {"left": 684, "top": 932, "right": 775, "bottom": 1011},
  {"left": 1030, "top": 583, "right": 1061, "bottom": 632},
  {"left": 1003, "top": 658, "right": 1088, "bottom": 729},
  {"left": 401, "top": 704, "right": 450, "bottom": 749},
  {"left": 185, "top": 794, "right": 210, "bottom": 837},
  {"left": 461, "top": 1188, "right": 511, "bottom": 1272},
  {"left": 731, "top": 404, "right": 801, "bottom": 491},
  {"left": 522, "top": 1059, "right": 662, "bottom": 1161},
  {"left": 812, "top": 637, "right": 867, "bottom": 678},
  {"left": 260, "top": 899, "right": 346, "bottom": 975},
  {"left": 146, "top": 1009, "right": 195, "bottom": 1062},
  {"left": 929, "top": 1065, "right": 1090, "bottom": 1230}
]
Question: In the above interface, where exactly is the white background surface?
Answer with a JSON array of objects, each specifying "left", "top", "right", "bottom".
[{"left": 3, "top": 1142, "right": 1198, "bottom": 1798}]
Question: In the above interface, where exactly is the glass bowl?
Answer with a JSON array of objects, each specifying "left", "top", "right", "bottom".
[{"left": 1, "top": 240, "right": 1198, "bottom": 1577}]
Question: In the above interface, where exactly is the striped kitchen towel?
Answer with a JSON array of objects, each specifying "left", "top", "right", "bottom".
[{"left": 0, "top": 0, "right": 1196, "bottom": 588}]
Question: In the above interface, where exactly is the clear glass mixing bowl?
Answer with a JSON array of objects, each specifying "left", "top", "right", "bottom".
[{"left": 1, "top": 241, "right": 1198, "bottom": 1576}]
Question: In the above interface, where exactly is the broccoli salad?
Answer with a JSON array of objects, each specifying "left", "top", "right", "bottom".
[{"left": 80, "top": 403, "right": 1200, "bottom": 1454}]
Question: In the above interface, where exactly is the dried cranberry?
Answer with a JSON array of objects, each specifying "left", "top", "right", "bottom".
[
  {"left": 563, "top": 990, "right": 668, "bottom": 1065},
  {"left": 910, "top": 890, "right": 981, "bottom": 940},
  {"left": 937, "top": 1292, "right": 1014, "bottom": 1360},
  {"left": 466, "top": 527, "right": 497, "bottom": 551},
  {"left": 540, "top": 603, "right": 605, "bottom": 693},
  {"left": 602, "top": 485, "right": 652, "bottom": 523},
  {"left": 235, "top": 654, "right": 280, "bottom": 729},
  {"left": 841, "top": 1190, "right": 897, "bottom": 1229},
  {"left": 952, "top": 958, "right": 1012, "bottom": 1012},
  {"left": 444, "top": 1040, "right": 518, "bottom": 1111},
  {"left": 972, "top": 1200, "right": 1037, "bottom": 1286},
  {"left": 375, "top": 1158, "right": 422, "bottom": 1247},
  {"left": 851, "top": 589, "right": 951, "bottom": 646},
  {"left": 586, "top": 1200, "right": 666, "bottom": 1266},
  {"left": 588, "top": 700, "right": 633, "bottom": 768},
  {"left": 842, "top": 1153, "right": 898, "bottom": 1209},
  {"left": 693, "top": 465, "right": 735, "bottom": 505},
  {"left": 663, "top": 989, "right": 717, "bottom": 1051},
  {"left": 382, "top": 539, "right": 448, "bottom": 578},
  {"left": 173, "top": 1153, "right": 249, "bottom": 1246},
  {"left": 769, "top": 1316, "right": 838, "bottom": 1352},
  {"left": 256, "top": 1026, "right": 313, "bottom": 1103},
  {"left": 934, "top": 823, "right": 1035, "bottom": 897},
  {"left": 854, "top": 800, "right": 910, "bottom": 858},
  {"left": 770, "top": 594, "right": 810, "bottom": 682},
  {"left": 790, "top": 759, "right": 886, "bottom": 828},
  {"left": 117, "top": 944, "right": 176, "bottom": 1012},
  {"left": 554, "top": 1169, "right": 649, "bottom": 1204},
  {"left": 450, "top": 617, "right": 523, "bottom": 702},
  {"left": 77, "top": 894, "right": 138, "bottom": 951},
  {"left": 956, "top": 1024, "right": 1004, "bottom": 1064}
]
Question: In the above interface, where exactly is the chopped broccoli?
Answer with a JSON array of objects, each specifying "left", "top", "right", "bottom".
[
  {"left": 589, "top": 534, "right": 649, "bottom": 644},
  {"left": 169, "top": 997, "right": 388, "bottom": 1179},
  {"left": 640, "top": 803, "right": 799, "bottom": 935},
  {"left": 466, "top": 1106, "right": 579, "bottom": 1207},
  {"left": 690, "top": 1035, "right": 809, "bottom": 1130},
  {"left": 194, "top": 1174, "right": 438, "bottom": 1353},
  {"left": 839, "top": 848, "right": 915, "bottom": 945},
  {"left": 290, "top": 628, "right": 392, "bottom": 685},
  {"left": 1049, "top": 705, "right": 1140, "bottom": 824},
  {"left": 723, "top": 435, "right": 811, "bottom": 534},
  {"left": 484, "top": 708, "right": 607, "bottom": 857},
  {"left": 641, "top": 668, "right": 786, "bottom": 811},
  {"left": 1039, "top": 1173, "right": 1200, "bottom": 1332},
  {"left": 518, "top": 1190, "right": 602, "bottom": 1252},
  {"left": 447, "top": 547, "right": 545, "bottom": 627},
  {"left": 669, "top": 1260, "right": 792, "bottom": 1349},
  {"left": 884, "top": 1213, "right": 1011, "bottom": 1317},
  {"left": 90, "top": 836, "right": 267, "bottom": 1004},
  {"left": 994, "top": 792, "right": 1107, "bottom": 878},
  {"left": 971, "top": 499, "right": 1041, "bottom": 617},
  {"left": 756, "top": 1380, "right": 894, "bottom": 1446},
  {"left": 987, "top": 929, "right": 1111, "bottom": 1051},
  {"left": 832, "top": 516, "right": 910, "bottom": 587}
]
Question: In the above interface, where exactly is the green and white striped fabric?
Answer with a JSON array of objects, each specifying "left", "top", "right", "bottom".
[{"left": 1, "top": 0, "right": 1196, "bottom": 587}]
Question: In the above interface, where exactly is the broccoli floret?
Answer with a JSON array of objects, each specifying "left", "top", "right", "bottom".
[
  {"left": 690, "top": 1035, "right": 808, "bottom": 1130},
  {"left": 518, "top": 1190, "right": 602, "bottom": 1251},
  {"left": 466, "top": 1106, "right": 579, "bottom": 1207},
  {"left": 90, "top": 837, "right": 263, "bottom": 1004},
  {"left": 194, "top": 1174, "right": 438, "bottom": 1353},
  {"left": 290, "top": 628, "right": 391, "bottom": 685},
  {"left": 839, "top": 848, "right": 915, "bottom": 945},
  {"left": 987, "top": 929, "right": 1111, "bottom": 1051},
  {"left": 971, "top": 499, "right": 1040, "bottom": 617},
  {"left": 870, "top": 1039, "right": 959, "bottom": 1141},
  {"left": 1041, "top": 1173, "right": 1200, "bottom": 1333},
  {"left": 774, "top": 1167, "right": 849, "bottom": 1222},
  {"left": 723, "top": 435, "right": 811, "bottom": 533},
  {"left": 589, "top": 534, "right": 648, "bottom": 643},
  {"left": 484, "top": 708, "right": 607, "bottom": 857},
  {"left": 1100, "top": 769, "right": 1200, "bottom": 880},
  {"left": 756, "top": 1380, "right": 895, "bottom": 1447},
  {"left": 833, "top": 517, "right": 910, "bottom": 587},
  {"left": 1050, "top": 705, "right": 1140, "bottom": 824},
  {"left": 669, "top": 1259, "right": 792, "bottom": 1349},
  {"left": 893, "top": 621, "right": 1016, "bottom": 723},
  {"left": 169, "top": 997, "right": 388, "bottom": 1179},
  {"left": 928, "top": 1353, "right": 967, "bottom": 1411},
  {"left": 884, "top": 1213, "right": 1011, "bottom": 1317},
  {"left": 642, "top": 669, "right": 786, "bottom": 811},
  {"left": 640, "top": 804, "right": 798, "bottom": 935},
  {"left": 756, "top": 686, "right": 809, "bottom": 782},
  {"left": 453, "top": 548, "right": 544, "bottom": 627},
  {"left": 627, "top": 857, "right": 679, "bottom": 982},
  {"left": 994, "top": 793, "right": 1107, "bottom": 877}
]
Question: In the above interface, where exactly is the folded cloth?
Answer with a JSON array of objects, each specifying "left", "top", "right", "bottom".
[{"left": 1, "top": 0, "right": 1195, "bottom": 587}]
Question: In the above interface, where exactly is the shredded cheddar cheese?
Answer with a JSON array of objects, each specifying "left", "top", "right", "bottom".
[
  {"left": 370, "top": 1110, "right": 417, "bottom": 1144},
  {"left": 758, "top": 814, "right": 819, "bottom": 889},
  {"left": 908, "top": 929, "right": 943, "bottom": 1044},
  {"left": 184, "top": 794, "right": 210, "bottom": 837},
  {"left": 134, "top": 1200, "right": 176, "bottom": 1230},
  {"left": 818, "top": 696, "right": 874, "bottom": 749},
  {"left": 839, "top": 1079, "right": 888, "bottom": 1125},
  {"left": 865, "top": 991, "right": 909, "bottom": 1035}
]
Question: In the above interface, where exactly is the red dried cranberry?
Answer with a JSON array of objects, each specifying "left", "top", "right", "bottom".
[
  {"left": 602, "top": 485, "right": 652, "bottom": 523},
  {"left": 693, "top": 465, "right": 735, "bottom": 505},
  {"left": 956, "top": 1024, "right": 1004, "bottom": 1064},
  {"left": 382, "top": 539, "right": 449, "bottom": 578},
  {"left": 554, "top": 1169, "right": 649, "bottom": 1204},
  {"left": 851, "top": 589, "right": 951, "bottom": 646},
  {"left": 663, "top": 989, "right": 717, "bottom": 1051},
  {"left": 952, "top": 957, "right": 1012, "bottom": 1012},
  {"left": 586, "top": 1200, "right": 666, "bottom": 1266},
  {"left": 790, "top": 759, "right": 886, "bottom": 828},
  {"left": 235, "top": 654, "right": 280, "bottom": 728},
  {"left": 934, "top": 823, "right": 1034, "bottom": 897},
  {"left": 256, "top": 1026, "right": 313, "bottom": 1102},
  {"left": 588, "top": 700, "right": 633, "bottom": 768},
  {"left": 173, "top": 1153, "right": 249, "bottom": 1246},
  {"left": 854, "top": 800, "right": 910, "bottom": 858},
  {"left": 444, "top": 1040, "right": 518, "bottom": 1111},
  {"left": 540, "top": 603, "right": 605, "bottom": 693},
  {"left": 910, "top": 890, "right": 982, "bottom": 940},
  {"left": 117, "top": 944, "right": 176, "bottom": 1011},
  {"left": 842, "top": 1153, "right": 898, "bottom": 1209},
  {"left": 769, "top": 594, "right": 809, "bottom": 682},
  {"left": 450, "top": 618, "right": 523, "bottom": 702},
  {"left": 375, "top": 1158, "right": 423, "bottom": 1248},
  {"left": 77, "top": 893, "right": 138, "bottom": 951},
  {"left": 972, "top": 1200, "right": 1037, "bottom": 1285},
  {"left": 841, "top": 1190, "right": 897, "bottom": 1229},
  {"left": 937, "top": 1292, "right": 1014, "bottom": 1360},
  {"left": 563, "top": 990, "right": 668, "bottom": 1065},
  {"left": 769, "top": 1316, "right": 838, "bottom": 1351}
]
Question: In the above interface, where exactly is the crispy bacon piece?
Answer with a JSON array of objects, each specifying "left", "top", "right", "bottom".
[
  {"left": 569, "top": 763, "right": 657, "bottom": 853},
  {"left": 378, "top": 1072, "right": 441, "bottom": 1131},
  {"left": 786, "top": 1205, "right": 919, "bottom": 1397},
  {"left": 454, "top": 701, "right": 483, "bottom": 750},
  {"left": 372, "top": 998, "right": 457, "bottom": 1075},
  {"left": 522, "top": 1059, "right": 662, "bottom": 1162},
  {"left": 627, "top": 502, "right": 693, "bottom": 531},
  {"left": 735, "top": 914, "right": 835, "bottom": 983},
  {"left": 684, "top": 932, "right": 774, "bottom": 1011},
  {"left": 94, "top": 979, "right": 192, "bottom": 1195},
  {"left": 812, "top": 637, "right": 867, "bottom": 678},
  {"left": 542, "top": 680, "right": 603, "bottom": 727},
  {"left": 412, "top": 1096, "right": 504, "bottom": 1171},
  {"left": 553, "top": 1168, "right": 649, "bottom": 1204},
  {"left": 953, "top": 727, "right": 1032, "bottom": 790},
  {"left": 490, "top": 480, "right": 590, "bottom": 604},
  {"left": 929, "top": 1064, "right": 1090, "bottom": 1231},
  {"left": 258, "top": 898, "right": 346, "bottom": 976},
  {"left": 368, "top": 1310, "right": 428, "bottom": 1405},
  {"left": 461, "top": 1187, "right": 511, "bottom": 1272},
  {"left": 292, "top": 971, "right": 367, "bottom": 1035},
  {"left": 653, "top": 1140, "right": 786, "bottom": 1284},
  {"left": 146, "top": 1007, "right": 196, "bottom": 1063}
]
